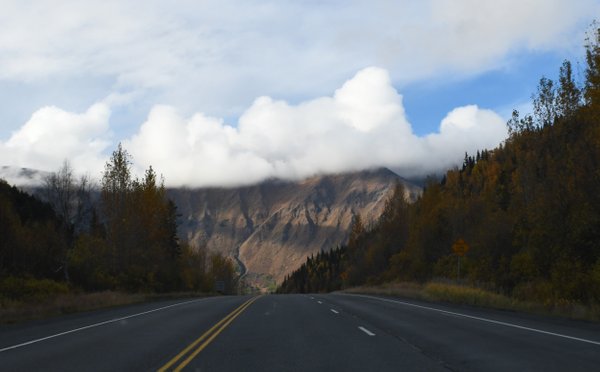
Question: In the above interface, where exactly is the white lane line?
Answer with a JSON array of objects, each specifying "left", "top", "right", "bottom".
[
  {"left": 317, "top": 301, "right": 323, "bottom": 304},
  {"left": 346, "top": 294, "right": 600, "bottom": 346},
  {"left": 359, "top": 326, "right": 375, "bottom": 336},
  {"left": 0, "top": 297, "right": 209, "bottom": 353},
  {"left": 310, "top": 297, "right": 315, "bottom": 300},
  {"left": 330, "top": 309, "right": 339, "bottom": 314}
]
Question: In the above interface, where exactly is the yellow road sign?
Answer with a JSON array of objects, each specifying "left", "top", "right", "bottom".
[{"left": 452, "top": 239, "right": 469, "bottom": 256}]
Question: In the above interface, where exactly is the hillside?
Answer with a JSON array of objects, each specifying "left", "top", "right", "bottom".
[
  {"left": 167, "top": 168, "right": 420, "bottom": 289},
  {"left": 280, "top": 40, "right": 600, "bottom": 308},
  {"left": 0, "top": 179, "right": 67, "bottom": 281}
]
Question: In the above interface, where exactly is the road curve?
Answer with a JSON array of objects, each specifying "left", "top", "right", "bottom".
[{"left": 1, "top": 293, "right": 600, "bottom": 371}]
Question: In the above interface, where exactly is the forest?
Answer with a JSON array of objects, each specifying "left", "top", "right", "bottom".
[
  {"left": 279, "top": 28, "right": 600, "bottom": 306},
  {"left": 0, "top": 144, "right": 236, "bottom": 302}
]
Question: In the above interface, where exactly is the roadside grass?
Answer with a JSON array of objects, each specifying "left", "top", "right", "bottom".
[
  {"left": 0, "top": 289, "right": 215, "bottom": 324},
  {"left": 0, "top": 291, "right": 144, "bottom": 324},
  {"left": 344, "top": 281, "right": 600, "bottom": 322}
]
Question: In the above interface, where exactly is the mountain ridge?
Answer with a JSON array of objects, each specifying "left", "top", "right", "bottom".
[{"left": 167, "top": 167, "right": 420, "bottom": 290}]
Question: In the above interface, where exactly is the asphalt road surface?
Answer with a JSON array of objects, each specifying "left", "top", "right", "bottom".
[{"left": 1, "top": 293, "right": 600, "bottom": 371}]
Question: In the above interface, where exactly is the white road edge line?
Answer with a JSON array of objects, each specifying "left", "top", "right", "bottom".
[
  {"left": 330, "top": 309, "right": 339, "bottom": 314},
  {"left": 358, "top": 326, "right": 375, "bottom": 336},
  {"left": 0, "top": 297, "right": 209, "bottom": 353},
  {"left": 345, "top": 294, "right": 600, "bottom": 346}
]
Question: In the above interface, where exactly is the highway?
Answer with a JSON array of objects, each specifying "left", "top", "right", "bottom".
[{"left": 1, "top": 293, "right": 600, "bottom": 371}]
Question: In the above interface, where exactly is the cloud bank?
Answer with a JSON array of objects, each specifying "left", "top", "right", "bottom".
[
  {"left": 0, "top": 0, "right": 596, "bottom": 120},
  {"left": 1, "top": 67, "right": 507, "bottom": 187},
  {"left": 0, "top": 103, "right": 112, "bottom": 176}
]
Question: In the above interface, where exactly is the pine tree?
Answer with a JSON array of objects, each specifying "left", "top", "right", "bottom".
[
  {"left": 585, "top": 23, "right": 600, "bottom": 110},
  {"left": 556, "top": 60, "right": 581, "bottom": 118},
  {"left": 532, "top": 76, "right": 556, "bottom": 127}
]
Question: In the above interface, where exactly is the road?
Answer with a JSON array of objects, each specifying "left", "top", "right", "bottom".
[{"left": 1, "top": 293, "right": 600, "bottom": 371}]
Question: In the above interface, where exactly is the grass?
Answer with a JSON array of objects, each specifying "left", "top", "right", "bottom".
[
  {"left": 344, "top": 281, "right": 600, "bottom": 322},
  {"left": 0, "top": 290, "right": 215, "bottom": 324},
  {"left": 0, "top": 291, "right": 143, "bottom": 324}
]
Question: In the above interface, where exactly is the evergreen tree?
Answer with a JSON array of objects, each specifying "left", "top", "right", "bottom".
[{"left": 556, "top": 60, "right": 581, "bottom": 118}]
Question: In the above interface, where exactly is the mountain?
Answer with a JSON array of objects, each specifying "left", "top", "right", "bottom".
[
  {"left": 0, "top": 165, "right": 421, "bottom": 290},
  {"left": 167, "top": 168, "right": 420, "bottom": 290}
]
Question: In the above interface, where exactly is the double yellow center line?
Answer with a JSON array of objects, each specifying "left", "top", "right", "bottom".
[{"left": 158, "top": 296, "right": 260, "bottom": 371}]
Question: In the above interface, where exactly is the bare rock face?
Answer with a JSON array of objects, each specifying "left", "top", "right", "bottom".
[{"left": 167, "top": 168, "right": 420, "bottom": 289}]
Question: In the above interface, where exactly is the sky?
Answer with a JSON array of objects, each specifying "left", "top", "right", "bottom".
[{"left": 0, "top": 0, "right": 598, "bottom": 187}]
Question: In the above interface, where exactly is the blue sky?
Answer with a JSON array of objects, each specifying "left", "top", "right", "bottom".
[
  {"left": 404, "top": 50, "right": 576, "bottom": 135},
  {"left": 0, "top": 0, "right": 598, "bottom": 186}
]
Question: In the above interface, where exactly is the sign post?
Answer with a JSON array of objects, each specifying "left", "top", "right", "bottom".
[{"left": 451, "top": 238, "right": 469, "bottom": 281}]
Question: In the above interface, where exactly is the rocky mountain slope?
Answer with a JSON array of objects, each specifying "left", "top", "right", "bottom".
[{"left": 167, "top": 168, "right": 420, "bottom": 290}]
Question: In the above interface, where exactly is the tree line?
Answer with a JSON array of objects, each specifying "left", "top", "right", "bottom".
[
  {"left": 279, "top": 27, "right": 600, "bottom": 305},
  {"left": 1, "top": 144, "right": 236, "bottom": 298}
]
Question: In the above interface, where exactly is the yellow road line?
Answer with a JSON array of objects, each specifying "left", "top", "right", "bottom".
[
  {"left": 173, "top": 296, "right": 259, "bottom": 371},
  {"left": 158, "top": 296, "right": 260, "bottom": 372}
]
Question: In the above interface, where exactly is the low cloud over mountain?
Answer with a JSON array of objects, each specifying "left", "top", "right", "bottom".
[{"left": 1, "top": 67, "right": 507, "bottom": 187}]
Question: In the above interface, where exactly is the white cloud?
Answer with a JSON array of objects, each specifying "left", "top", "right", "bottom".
[
  {"left": 121, "top": 67, "right": 507, "bottom": 186},
  {"left": 0, "top": 67, "right": 509, "bottom": 186},
  {"left": 0, "top": 103, "right": 112, "bottom": 176},
  {"left": 1, "top": 1, "right": 595, "bottom": 187},
  {"left": 422, "top": 105, "right": 507, "bottom": 173},
  {"left": 0, "top": 0, "right": 596, "bottom": 119},
  {"left": 124, "top": 105, "right": 274, "bottom": 187}
]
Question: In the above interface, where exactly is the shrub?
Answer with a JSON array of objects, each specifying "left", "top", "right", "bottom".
[
  {"left": 0, "top": 277, "right": 69, "bottom": 302},
  {"left": 424, "top": 281, "right": 513, "bottom": 308},
  {"left": 512, "top": 280, "right": 553, "bottom": 303}
]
